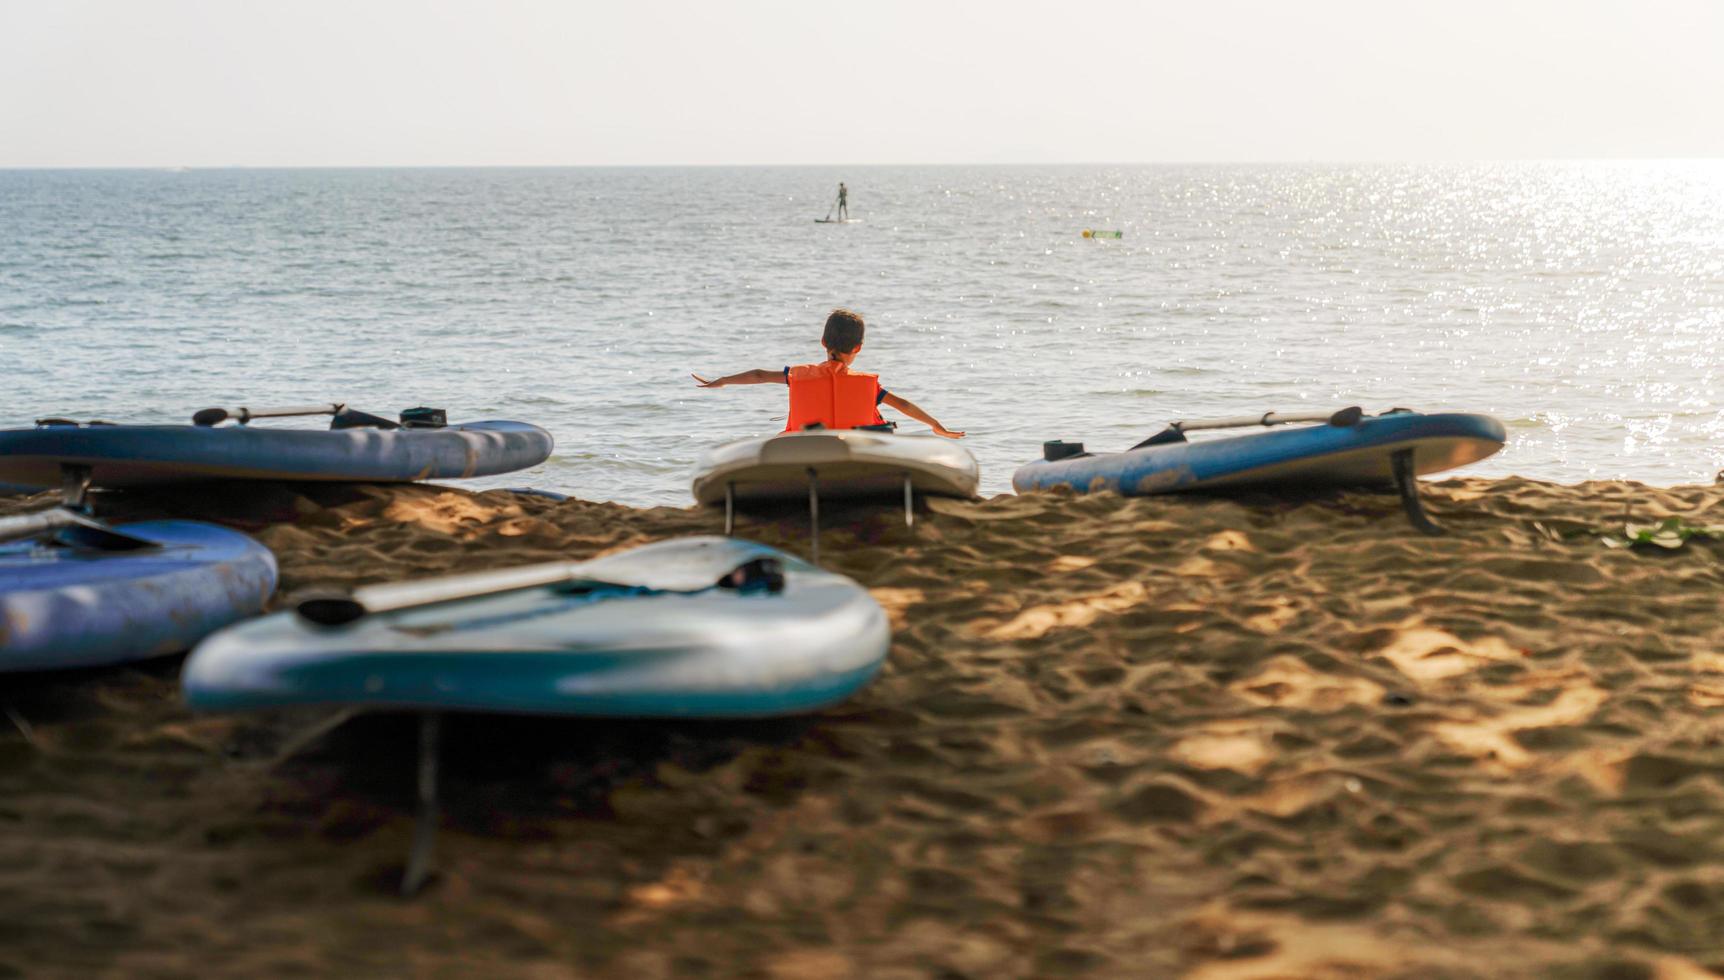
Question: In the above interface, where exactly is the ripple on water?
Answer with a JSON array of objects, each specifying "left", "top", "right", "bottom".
[{"left": 2, "top": 163, "right": 1723, "bottom": 504}]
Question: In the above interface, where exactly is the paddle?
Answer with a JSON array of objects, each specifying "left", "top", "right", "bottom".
[
  {"left": 295, "top": 554, "right": 786, "bottom": 627},
  {"left": 1173, "top": 406, "right": 1364, "bottom": 432},
  {"left": 0, "top": 509, "right": 158, "bottom": 551},
  {"left": 1132, "top": 406, "right": 1365, "bottom": 449},
  {"left": 192, "top": 403, "right": 345, "bottom": 427}
]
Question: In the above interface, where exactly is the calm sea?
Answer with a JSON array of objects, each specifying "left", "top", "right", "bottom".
[{"left": 2, "top": 164, "right": 1721, "bottom": 506}]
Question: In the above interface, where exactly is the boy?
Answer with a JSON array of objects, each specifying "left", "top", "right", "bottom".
[{"left": 692, "top": 308, "right": 964, "bottom": 438}]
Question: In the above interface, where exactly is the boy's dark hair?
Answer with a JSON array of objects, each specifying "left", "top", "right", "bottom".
[{"left": 822, "top": 309, "right": 865, "bottom": 355}]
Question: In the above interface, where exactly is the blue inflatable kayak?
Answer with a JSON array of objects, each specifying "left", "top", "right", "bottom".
[
  {"left": 1014, "top": 409, "right": 1505, "bottom": 496},
  {"left": 0, "top": 413, "right": 553, "bottom": 491},
  {"left": 183, "top": 536, "right": 889, "bottom": 718},
  {"left": 1, "top": 515, "right": 277, "bottom": 671}
]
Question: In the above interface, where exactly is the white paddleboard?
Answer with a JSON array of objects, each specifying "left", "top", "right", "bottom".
[{"left": 693, "top": 430, "right": 978, "bottom": 505}]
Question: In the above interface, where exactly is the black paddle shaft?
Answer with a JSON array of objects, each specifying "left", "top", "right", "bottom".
[
  {"left": 1131, "top": 406, "right": 1367, "bottom": 451},
  {"left": 192, "top": 403, "right": 345, "bottom": 427}
]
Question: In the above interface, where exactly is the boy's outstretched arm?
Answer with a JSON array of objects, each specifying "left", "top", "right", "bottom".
[
  {"left": 692, "top": 369, "right": 787, "bottom": 388},
  {"left": 881, "top": 392, "right": 964, "bottom": 439}
]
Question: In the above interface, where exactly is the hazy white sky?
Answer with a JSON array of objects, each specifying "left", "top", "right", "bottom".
[{"left": 1, "top": 0, "right": 1719, "bottom": 167}]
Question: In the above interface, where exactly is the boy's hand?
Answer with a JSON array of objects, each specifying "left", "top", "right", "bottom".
[
  {"left": 691, "top": 373, "right": 724, "bottom": 388},
  {"left": 933, "top": 426, "right": 965, "bottom": 439}
]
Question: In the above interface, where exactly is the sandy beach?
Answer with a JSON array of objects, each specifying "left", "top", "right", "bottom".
[
  {"left": 6, "top": 0, "right": 1721, "bottom": 975},
  {"left": 1, "top": 478, "right": 1722, "bottom": 977}
]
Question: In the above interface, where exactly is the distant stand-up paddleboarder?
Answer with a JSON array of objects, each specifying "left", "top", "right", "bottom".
[{"left": 817, "top": 183, "right": 853, "bottom": 223}]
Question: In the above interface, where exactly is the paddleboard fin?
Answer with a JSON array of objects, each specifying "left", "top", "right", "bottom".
[
  {"left": 401, "top": 712, "right": 441, "bottom": 897},
  {"left": 1391, "top": 449, "right": 1444, "bottom": 536},
  {"left": 60, "top": 463, "right": 93, "bottom": 512},
  {"left": 807, "top": 468, "right": 820, "bottom": 565}
]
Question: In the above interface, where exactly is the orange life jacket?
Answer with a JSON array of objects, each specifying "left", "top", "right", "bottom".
[{"left": 784, "top": 361, "right": 884, "bottom": 432}]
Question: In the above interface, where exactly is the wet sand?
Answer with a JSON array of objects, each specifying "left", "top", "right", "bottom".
[{"left": 3, "top": 478, "right": 1724, "bottom": 978}]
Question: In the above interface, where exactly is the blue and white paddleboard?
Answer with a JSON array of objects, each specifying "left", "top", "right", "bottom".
[
  {"left": 1, "top": 518, "right": 278, "bottom": 671},
  {"left": 183, "top": 537, "right": 889, "bottom": 718},
  {"left": 1013, "top": 410, "right": 1506, "bottom": 496},
  {"left": 0, "top": 418, "right": 553, "bottom": 490}
]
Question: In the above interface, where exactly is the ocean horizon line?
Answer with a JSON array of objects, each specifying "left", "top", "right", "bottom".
[{"left": 3, "top": 157, "right": 1722, "bottom": 173}]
